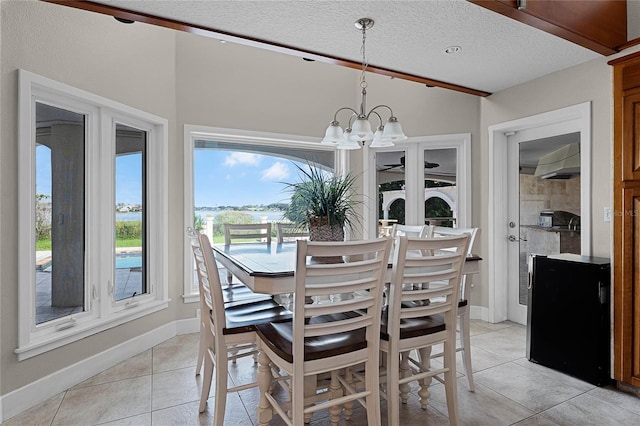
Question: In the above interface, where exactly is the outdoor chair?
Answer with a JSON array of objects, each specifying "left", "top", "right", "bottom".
[
  {"left": 275, "top": 222, "right": 309, "bottom": 243},
  {"left": 255, "top": 237, "right": 391, "bottom": 426},
  {"left": 380, "top": 234, "right": 469, "bottom": 426},
  {"left": 187, "top": 228, "right": 291, "bottom": 426},
  {"left": 224, "top": 222, "right": 272, "bottom": 283}
]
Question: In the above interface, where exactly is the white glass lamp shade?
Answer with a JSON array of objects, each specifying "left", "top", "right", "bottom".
[
  {"left": 369, "top": 127, "right": 394, "bottom": 148},
  {"left": 349, "top": 116, "right": 374, "bottom": 142},
  {"left": 382, "top": 117, "right": 407, "bottom": 141},
  {"left": 321, "top": 121, "right": 344, "bottom": 144},
  {"left": 337, "top": 129, "right": 361, "bottom": 150}
]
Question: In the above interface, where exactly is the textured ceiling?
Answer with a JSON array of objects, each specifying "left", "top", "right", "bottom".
[{"left": 90, "top": 0, "right": 602, "bottom": 94}]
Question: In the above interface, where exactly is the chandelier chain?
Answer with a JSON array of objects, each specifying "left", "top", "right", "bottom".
[{"left": 360, "top": 24, "right": 368, "bottom": 89}]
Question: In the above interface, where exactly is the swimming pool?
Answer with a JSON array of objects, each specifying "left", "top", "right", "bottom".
[
  {"left": 115, "top": 253, "right": 142, "bottom": 269},
  {"left": 39, "top": 253, "right": 142, "bottom": 271}
]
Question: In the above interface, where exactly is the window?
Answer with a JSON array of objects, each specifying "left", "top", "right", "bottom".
[
  {"left": 364, "top": 134, "right": 471, "bottom": 239},
  {"left": 17, "top": 70, "right": 169, "bottom": 360},
  {"left": 183, "top": 126, "right": 339, "bottom": 301}
]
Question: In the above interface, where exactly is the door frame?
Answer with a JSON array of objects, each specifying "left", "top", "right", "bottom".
[{"left": 487, "top": 102, "right": 591, "bottom": 323}]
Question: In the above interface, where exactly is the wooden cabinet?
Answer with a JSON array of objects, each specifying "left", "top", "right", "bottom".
[
  {"left": 610, "top": 52, "right": 640, "bottom": 388},
  {"left": 471, "top": 0, "right": 627, "bottom": 55}
]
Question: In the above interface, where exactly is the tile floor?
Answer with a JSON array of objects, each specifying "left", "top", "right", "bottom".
[{"left": 4, "top": 320, "right": 640, "bottom": 425}]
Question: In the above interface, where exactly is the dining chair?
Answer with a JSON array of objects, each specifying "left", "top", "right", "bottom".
[
  {"left": 186, "top": 228, "right": 292, "bottom": 426},
  {"left": 275, "top": 222, "right": 309, "bottom": 243},
  {"left": 390, "top": 223, "right": 433, "bottom": 238},
  {"left": 430, "top": 226, "right": 479, "bottom": 391},
  {"left": 188, "top": 228, "right": 272, "bottom": 375},
  {"left": 381, "top": 233, "right": 469, "bottom": 426},
  {"left": 254, "top": 237, "right": 391, "bottom": 426},
  {"left": 224, "top": 222, "right": 272, "bottom": 283}
]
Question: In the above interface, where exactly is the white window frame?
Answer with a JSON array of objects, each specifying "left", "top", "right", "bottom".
[
  {"left": 182, "top": 125, "right": 341, "bottom": 303},
  {"left": 17, "top": 70, "right": 169, "bottom": 361},
  {"left": 362, "top": 133, "right": 472, "bottom": 239}
]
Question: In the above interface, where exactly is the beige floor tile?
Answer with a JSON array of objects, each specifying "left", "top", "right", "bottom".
[
  {"left": 540, "top": 392, "right": 640, "bottom": 426},
  {"left": 151, "top": 397, "right": 253, "bottom": 426},
  {"left": 470, "top": 328, "right": 527, "bottom": 361},
  {"left": 99, "top": 412, "right": 152, "bottom": 426},
  {"left": 51, "top": 376, "right": 151, "bottom": 425},
  {"left": 512, "top": 413, "right": 562, "bottom": 425},
  {"left": 1, "top": 392, "right": 64, "bottom": 426},
  {"left": 473, "top": 360, "right": 593, "bottom": 413},
  {"left": 428, "top": 379, "right": 536, "bottom": 425},
  {"left": 469, "top": 319, "right": 513, "bottom": 335},
  {"left": 73, "top": 350, "right": 152, "bottom": 389},
  {"left": 152, "top": 366, "right": 210, "bottom": 412},
  {"left": 152, "top": 334, "right": 200, "bottom": 374}
]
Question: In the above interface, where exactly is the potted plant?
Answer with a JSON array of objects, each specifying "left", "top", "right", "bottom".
[{"left": 282, "top": 163, "right": 361, "bottom": 242}]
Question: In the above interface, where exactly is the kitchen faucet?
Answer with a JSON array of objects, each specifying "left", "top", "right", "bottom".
[{"left": 569, "top": 216, "right": 579, "bottom": 231}]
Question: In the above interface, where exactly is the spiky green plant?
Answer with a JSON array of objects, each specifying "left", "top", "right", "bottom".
[{"left": 282, "top": 163, "right": 361, "bottom": 233}]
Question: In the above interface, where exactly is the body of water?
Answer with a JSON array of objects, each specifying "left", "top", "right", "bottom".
[{"left": 116, "top": 210, "right": 285, "bottom": 223}]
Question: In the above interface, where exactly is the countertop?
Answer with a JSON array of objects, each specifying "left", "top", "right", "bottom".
[{"left": 521, "top": 225, "right": 581, "bottom": 233}]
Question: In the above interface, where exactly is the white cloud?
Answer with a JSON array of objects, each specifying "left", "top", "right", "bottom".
[
  {"left": 261, "top": 162, "right": 289, "bottom": 181},
  {"left": 224, "top": 152, "right": 261, "bottom": 167}
]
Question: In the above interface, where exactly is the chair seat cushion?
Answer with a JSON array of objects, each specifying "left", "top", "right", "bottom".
[
  {"left": 380, "top": 306, "right": 445, "bottom": 340},
  {"left": 255, "top": 312, "right": 366, "bottom": 363},
  {"left": 223, "top": 299, "right": 292, "bottom": 335}
]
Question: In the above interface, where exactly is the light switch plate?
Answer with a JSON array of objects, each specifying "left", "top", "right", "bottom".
[{"left": 604, "top": 207, "right": 611, "bottom": 222}]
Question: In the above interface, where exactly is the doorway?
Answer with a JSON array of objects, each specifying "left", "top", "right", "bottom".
[
  {"left": 506, "top": 132, "right": 582, "bottom": 324},
  {"left": 488, "top": 103, "right": 591, "bottom": 324}
]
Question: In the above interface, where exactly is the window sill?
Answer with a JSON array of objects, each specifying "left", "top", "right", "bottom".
[{"left": 15, "top": 299, "right": 169, "bottom": 361}]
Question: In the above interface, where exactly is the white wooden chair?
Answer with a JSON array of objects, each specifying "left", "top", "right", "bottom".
[
  {"left": 276, "top": 222, "right": 309, "bottom": 243},
  {"left": 188, "top": 227, "right": 272, "bottom": 375},
  {"left": 255, "top": 238, "right": 391, "bottom": 426},
  {"left": 431, "top": 225, "right": 479, "bottom": 391},
  {"left": 381, "top": 234, "right": 469, "bottom": 426},
  {"left": 224, "top": 222, "right": 272, "bottom": 283},
  {"left": 390, "top": 223, "right": 433, "bottom": 238},
  {"left": 187, "top": 228, "right": 291, "bottom": 426}
]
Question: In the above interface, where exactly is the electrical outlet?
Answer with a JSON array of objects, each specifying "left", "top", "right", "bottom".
[{"left": 604, "top": 207, "right": 611, "bottom": 222}]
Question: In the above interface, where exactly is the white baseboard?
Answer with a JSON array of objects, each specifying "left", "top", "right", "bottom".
[
  {"left": 1, "top": 318, "right": 199, "bottom": 422},
  {"left": 470, "top": 305, "right": 489, "bottom": 322}
]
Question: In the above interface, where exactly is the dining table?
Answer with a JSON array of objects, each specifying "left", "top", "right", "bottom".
[{"left": 212, "top": 241, "right": 481, "bottom": 295}]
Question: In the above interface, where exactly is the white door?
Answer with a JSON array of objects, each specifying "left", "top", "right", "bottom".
[{"left": 487, "top": 102, "right": 591, "bottom": 324}]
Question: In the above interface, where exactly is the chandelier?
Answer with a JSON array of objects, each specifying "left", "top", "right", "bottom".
[{"left": 321, "top": 18, "right": 407, "bottom": 150}]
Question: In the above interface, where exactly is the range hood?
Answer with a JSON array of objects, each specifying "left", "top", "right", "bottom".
[{"left": 534, "top": 143, "right": 580, "bottom": 179}]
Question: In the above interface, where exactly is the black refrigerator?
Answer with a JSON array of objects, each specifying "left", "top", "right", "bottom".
[{"left": 526, "top": 254, "right": 611, "bottom": 386}]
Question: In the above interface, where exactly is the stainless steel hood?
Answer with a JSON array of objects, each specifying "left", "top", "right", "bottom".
[{"left": 534, "top": 143, "right": 580, "bottom": 179}]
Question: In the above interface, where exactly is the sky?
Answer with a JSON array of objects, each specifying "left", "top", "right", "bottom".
[
  {"left": 194, "top": 150, "right": 303, "bottom": 207},
  {"left": 37, "top": 147, "right": 145, "bottom": 206},
  {"left": 36, "top": 146, "right": 306, "bottom": 207}
]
